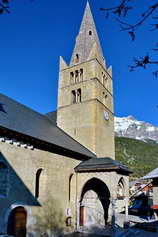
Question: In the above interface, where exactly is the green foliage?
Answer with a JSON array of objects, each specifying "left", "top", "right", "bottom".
[{"left": 115, "top": 137, "right": 158, "bottom": 178}]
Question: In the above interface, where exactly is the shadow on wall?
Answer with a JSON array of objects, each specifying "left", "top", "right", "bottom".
[
  {"left": 33, "top": 195, "right": 64, "bottom": 237},
  {"left": 0, "top": 152, "right": 41, "bottom": 233},
  {"left": 0, "top": 151, "right": 41, "bottom": 234},
  {"left": 0, "top": 152, "right": 40, "bottom": 206}
]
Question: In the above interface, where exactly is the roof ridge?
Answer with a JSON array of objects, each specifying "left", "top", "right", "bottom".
[
  {"left": 0, "top": 93, "right": 49, "bottom": 120},
  {"left": 0, "top": 93, "right": 96, "bottom": 158}
]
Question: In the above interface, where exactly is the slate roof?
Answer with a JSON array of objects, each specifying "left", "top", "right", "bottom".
[
  {"left": 46, "top": 111, "right": 57, "bottom": 124},
  {"left": 75, "top": 157, "right": 132, "bottom": 174},
  {"left": 142, "top": 168, "right": 158, "bottom": 180},
  {"left": 0, "top": 93, "right": 96, "bottom": 158}
]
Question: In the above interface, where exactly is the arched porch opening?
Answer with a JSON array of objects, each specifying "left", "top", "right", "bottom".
[
  {"left": 79, "top": 177, "right": 110, "bottom": 227},
  {"left": 7, "top": 206, "right": 27, "bottom": 237},
  {"left": 117, "top": 177, "right": 125, "bottom": 199}
]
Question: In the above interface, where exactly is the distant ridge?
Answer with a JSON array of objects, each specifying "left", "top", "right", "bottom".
[
  {"left": 115, "top": 116, "right": 158, "bottom": 142},
  {"left": 114, "top": 116, "right": 158, "bottom": 178}
]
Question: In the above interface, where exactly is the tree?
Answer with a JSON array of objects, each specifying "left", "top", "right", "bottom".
[
  {"left": 100, "top": 0, "right": 158, "bottom": 76},
  {"left": 0, "top": 0, "right": 33, "bottom": 14},
  {"left": 0, "top": 0, "right": 10, "bottom": 14}
]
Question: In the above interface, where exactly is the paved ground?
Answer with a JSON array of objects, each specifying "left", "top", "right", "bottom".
[
  {"left": 64, "top": 230, "right": 158, "bottom": 237},
  {"left": 64, "top": 233, "right": 109, "bottom": 237},
  {"left": 63, "top": 214, "right": 158, "bottom": 237}
]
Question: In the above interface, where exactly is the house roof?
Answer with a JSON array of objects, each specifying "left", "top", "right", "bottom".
[
  {"left": 142, "top": 168, "right": 158, "bottom": 180},
  {"left": 0, "top": 93, "right": 96, "bottom": 158},
  {"left": 75, "top": 157, "right": 132, "bottom": 174}
]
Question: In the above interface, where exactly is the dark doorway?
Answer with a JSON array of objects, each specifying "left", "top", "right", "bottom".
[{"left": 7, "top": 207, "right": 27, "bottom": 237}]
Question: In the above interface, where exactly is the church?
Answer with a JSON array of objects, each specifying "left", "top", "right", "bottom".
[{"left": 0, "top": 2, "right": 131, "bottom": 237}]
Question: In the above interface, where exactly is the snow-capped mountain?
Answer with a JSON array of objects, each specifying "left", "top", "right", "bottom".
[{"left": 115, "top": 116, "right": 158, "bottom": 142}]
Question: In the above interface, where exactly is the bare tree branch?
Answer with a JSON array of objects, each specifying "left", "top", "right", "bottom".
[
  {"left": 100, "top": 0, "right": 133, "bottom": 17},
  {"left": 0, "top": 0, "right": 10, "bottom": 14},
  {"left": 117, "top": 3, "right": 158, "bottom": 32},
  {"left": 101, "top": 1, "right": 158, "bottom": 76}
]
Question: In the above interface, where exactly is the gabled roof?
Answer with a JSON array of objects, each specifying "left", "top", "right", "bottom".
[
  {"left": 142, "top": 168, "right": 158, "bottom": 180},
  {"left": 0, "top": 93, "right": 96, "bottom": 159},
  {"left": 75, "top": 157, "right": 132, "bottom": 174}
]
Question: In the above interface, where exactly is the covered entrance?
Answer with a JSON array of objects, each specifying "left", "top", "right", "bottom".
[
  {"left": 79, "top": 178, "right": 110, "bottom": 227},
  {"left": 7, "top": 206, "right": 27, "bottom": 237},
  {"left": 75, "top": 157, "right": 131, "bottom": 228}
]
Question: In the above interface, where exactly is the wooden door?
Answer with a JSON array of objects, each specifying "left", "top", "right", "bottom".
[
  {"left": 8, "top": 207, "right": 27, "bottom": 237},
  {"left": 80, "top": 206, "right": 84, "bottom": 226}
]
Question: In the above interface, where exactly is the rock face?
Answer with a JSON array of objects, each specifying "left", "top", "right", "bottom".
[{"left": 115, "top": 116, "right": 158, "bottom": 142}]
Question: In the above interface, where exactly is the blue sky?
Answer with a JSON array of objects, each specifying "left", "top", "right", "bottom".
[{"left": 0, "top": 0, "right": 158, "bottom": 125}]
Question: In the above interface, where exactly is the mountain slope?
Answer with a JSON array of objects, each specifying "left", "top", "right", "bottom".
[
  {"left": 115, "top": 137, "right": 158, "bottom": 178},
  {"left": 115, "top": 116, "right": 158, "bottom": 142}
]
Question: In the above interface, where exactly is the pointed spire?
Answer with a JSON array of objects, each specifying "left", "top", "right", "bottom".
[
  {"left": 88, "top": 42, "right": 104, "bottom": 64},
  {"left": 70, "top": 1, "right": 105, "bottom": 67},
  {"left": 59, "top": 56, "right": 68, "bottom": 71}
]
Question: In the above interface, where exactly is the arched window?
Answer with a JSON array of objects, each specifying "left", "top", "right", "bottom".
[
  {"left": 35, "top": 168, "right": 43, "bottom": 198},
  {"left": 75, "top": 54, "right": 79, "bottom": 63},
  {"left": 71, "top": 90, "right": 76, "bottom": 104},
  {"left": 71, "top": 89, "right": 81, "bottom": 104},
  {"left": 77, "top": 88, "right": 82, "bottom": 103},
  {"left": 80, "top": 69, "right": 83, "bottom": 81},
  {"left": 89, "top": 30, "right": 92, "bottom": 36},
  {"left": 69, "top": 174, "right": 73, "bottom": 201},
  {"left": 117, "top": 178, "right": 125, "bottom": 199},
  {"left": 70, "top": 72, "right": 74, "bottom": 84},
  {"left": 75, "top": 70, "right": 79, "bottom": 82}
]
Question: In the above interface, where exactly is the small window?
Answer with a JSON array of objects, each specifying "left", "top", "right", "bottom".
[
  {"left": 89, "top": 31, "right": 92, "bottom": 36},
  {"left": 71, "top": 89, "right": 81, "bottom": 104},
  {"left": 80, "top": 69, "right": 83, "bottom": 81},
  {"left": 75, "top": 54, "right": 79, "bottom": 63},
  {"left": 71, "top": 90, "right": 76, "bottom": 104},
  {"left": 35, "top": 168, "right": 43, "bottom": 198},
  {"left": 77, "top": 88, "right": 82, "bottom": 103},
  {"left": 75, "top": 70, "right": 79, "bottom": 83},
  {"left": 70, "top": 72, "right": 74, "bottom": 84},
  {"left": 69, "top": 174, "right": 73, "bottom": 201}
]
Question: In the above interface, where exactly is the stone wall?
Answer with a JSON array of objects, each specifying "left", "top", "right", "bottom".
[
  {"left": 57, "top": 58, "right": 114, "bottom": 159},
  {"left": 0, "top": 141, "right": 80, "bottom": 235}
]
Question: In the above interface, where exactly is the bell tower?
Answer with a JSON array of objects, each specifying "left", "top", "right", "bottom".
[{"left": 57, "top": 2, "right": 115, "bottom": 159}]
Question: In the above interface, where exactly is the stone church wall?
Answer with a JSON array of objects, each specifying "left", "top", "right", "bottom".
[{"left": 0, "top": 141, "right": 80, "bottom": 235}]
